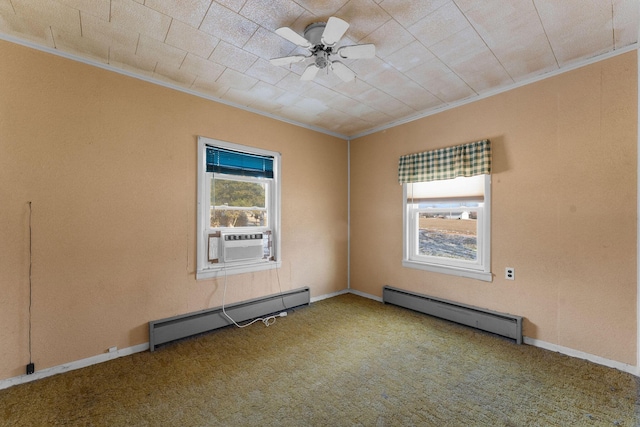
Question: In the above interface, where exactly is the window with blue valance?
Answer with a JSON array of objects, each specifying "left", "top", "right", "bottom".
[{"left": 206, "top": 146, "right": 274, "bottom": 179}]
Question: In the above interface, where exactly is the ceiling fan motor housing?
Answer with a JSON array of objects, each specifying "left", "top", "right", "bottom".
[{"left": 304, "top": 22, "right": 327, "bottom": 46}]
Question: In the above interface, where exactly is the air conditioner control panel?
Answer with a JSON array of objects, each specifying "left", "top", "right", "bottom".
[{"left": 223, "top": 233, "right": 263, "bottom": 241}]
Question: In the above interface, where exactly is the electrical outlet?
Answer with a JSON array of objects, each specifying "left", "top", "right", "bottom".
[
  {"left": 108, "top": 346, "right": 118, "bottom": 353},
  {"left": 26, "top": 363, "right": 34, "bottom": 375},
  {"left": 505, "top": 267, "right": 515, "bottom": 280}
]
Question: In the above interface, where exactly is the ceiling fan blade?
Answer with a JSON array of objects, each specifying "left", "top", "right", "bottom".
[
  {"left": 321, "top": 17, "right": 349, "bottom": 46},
  {"left": 300, "top": 64, "right": 320, "bottom": 81},
  {"left": 331, "top": 61, "right": 356, "bottom": 82},
  {"left": 270, "top": 55, "right": 308, "bottom": 67},
  {"left": 337, "top": 44, "right": 376, "bottom": 59},
  {"left": 275, "top": 27, "right": 312, "bottom": 48}
]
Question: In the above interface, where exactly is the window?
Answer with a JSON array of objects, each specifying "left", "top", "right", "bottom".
[
  {"left": 197, "top": 137, "right": 281, "bottom": 279},
  {"left": 403, "top": 175, "right": 491, "bottom": 281}
]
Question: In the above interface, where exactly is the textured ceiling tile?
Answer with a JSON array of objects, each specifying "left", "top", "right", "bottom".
[
  {"left": 462, "top": 3, "right": 557, "bottom": 80},
  {"left": 240, "top": 0, "right": 306, "bottom": 30},
  {"left": 318, "top": 108, "right": 363, "bottom": 128},
  {"left": 451, "top": 50, "right": 513, "bottom": 92},
  {"left": 51, "top": 27, "right": 109, "bottom": 62},
  {"left": 215, "top": 0, "right": 245, "bottom": 13},
  {"left": 347, "top": 55, "right": 391, "bottom": 81},
  {"left": 110, "top": 0, "right": 171, "bottom": 41},
  {"left": 364, "top": 90, "right": 413, "bottom": 117},
  {"left": 81, "top": 12, "right": 138, "bottom": 54},
  {"left": 250, "top": 80, "right": 288, "bottom": 100},
  {"left": 292, "top": 0, "right": 349, "bottom": 18},
  {"left": 12, "top": 0, "right": 81, "bottom": 36},
  {"left": 385, "top": 40, "right": 435, "bottom": 72},
  {"left": 0, "top": 9, "right": 56, "bottom": 46},
  {"left": 209, "top": 40, "right": 258, "bottom": 72},
  {"left": 275, "top": 90, "right": 302, "bottom": 106},
  {"left": 216, "top": 67, "right": 258, "bottom": 90},
  {"left": 366, "top": 68, "right": 412, "bottom": 94},
  {"left": 304, "top": 84, "right": 341, "bottom": 103},
  {"left": 145, "top": 0, "right": 211, "bottom": 28},
  {"left": 278, "top": 104, "right": 324, "bottom": 123},
  {"left": 406, "top": 58, "right": 475, "bottom": 102},
  {"left": 430, "top": 27, "right": 488, "bottom": 65},
  {"left": 534, "top": 0, "right": 613, "bottom": 65},
  {"left": 154, "top": 61, "right": 197, "bottom": 86},
  {"left": 612, "top": 0, "right": 639, "bottom": 48},
  {"left": 379, "top": 0, "right": 449, "bottom": 28},
  {"left": 191, "top": 75, "right": 228, "bottom": 97},
  {"left": 221, "top": 87, "right": 259, "bottom": 106},
  {"left": 0, "top": 0, "right": 14, "bottom": 13},
  {"left": 245, "top": 58, "right": 290, "bottom": 85},
  {"left": 335, "top": 0, "right": 391, "bottom": 42},
  {"left": 57, "top": 0, "right": 110, "bottom": 20},
  {"left": 294, "top": 97, "right": 330, "bottom": 115},
  {"left": 286, "top": 10, "right": 318, "bottom": 35},
  {"left": 248, "top": 96, "right": 284, "bottom": 114},
  {"left": 243, "top": 26, "right": 295, "bottom": 61},
  {"left": 359, "top": 108, "right": 392, "bottom": 125},
  {"left": 324, "top": 93, "right": 361, "bottom": 114},
  {"left": 393, "top": 82, "right": 441, "bottom": 111},
  {"left": 360, "top": 18, "right": 414, "bottom": 59},
  {"left": 408, "top": 1, "right": 468, "bottom": 47},
  {"left": 199, "top": 2, "right": 258, "bottom": 48},
  {"left": 165, "top": 19, "right": 218, "bottom": 59},
  {"left": 136, "top": 34, "right": 187, "bottom": 68},
  {"left": 109, "top": 49, "right": 157, "bottom": 73},
  {"left": 275, "top": 72, "right": 315, "bottom": 94},
  {"left": 333, "top": 78, "right": 375, "bottom": 98},
  {"left": 180, "top": 52, "right": 226, "bottom": 80}
]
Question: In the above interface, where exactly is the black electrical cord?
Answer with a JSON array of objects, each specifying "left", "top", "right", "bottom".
[{"left": 28, "top": 201, "right": 33, "bottom": 365}]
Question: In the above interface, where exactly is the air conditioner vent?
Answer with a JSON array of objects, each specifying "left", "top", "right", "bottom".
[{"left": 221, "top": 232, "right": 265, "bottom": 263}]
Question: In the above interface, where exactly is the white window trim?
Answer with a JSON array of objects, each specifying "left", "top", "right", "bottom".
[
  {"left": 196, "top": 137, "right": 281, "bottom": 280},
  {"left": 402, "top": 175, "right": 492, "bottom": 282}
]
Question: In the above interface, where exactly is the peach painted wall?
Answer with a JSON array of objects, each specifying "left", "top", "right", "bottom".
[
  {"left": 350, "top": 51, "right": 638, "bottom": 365},
  {"left": 0, "top": 40, "right": 348, "bottom": 380}
]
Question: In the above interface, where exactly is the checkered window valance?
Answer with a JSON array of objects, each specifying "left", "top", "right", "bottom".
[{"left": 398, "top": 139, "right": 491, "bottom": 184}]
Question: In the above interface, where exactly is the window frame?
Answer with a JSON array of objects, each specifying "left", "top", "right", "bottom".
[
  {"left": 402, "top": 175, "right": 492, "bottom": 282},
  {"left": 196, "top": 137, "right": 281, "bottom": 279}
]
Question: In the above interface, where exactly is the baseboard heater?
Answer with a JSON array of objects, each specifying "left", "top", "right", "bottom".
[
  {"left": 383, "top": 286, "right": 523, "bottom": 344},
  {"left": 149, "top": 287, "right": 310, "bottom": 351}
]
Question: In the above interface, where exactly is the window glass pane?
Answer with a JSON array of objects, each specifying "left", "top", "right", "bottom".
[
  {"left": 418, "top": 211, "right": 477, "bottom": 261},
  {"left": 408, "top": 175, "right": 484, "bottom": 200},
  {"left": 210, "top": 176, "right": 267, "bottom": 227}
]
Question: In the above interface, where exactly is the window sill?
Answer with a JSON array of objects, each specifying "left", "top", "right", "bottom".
[
  {"left": 197, "top": 260, "right": 282, "bottom": 280},
  {"left": 402, "top": 259, "right": 493, "bottom": 282}
]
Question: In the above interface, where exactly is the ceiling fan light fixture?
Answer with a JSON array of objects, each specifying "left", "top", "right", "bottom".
[
  {"left": 271, "top": 16, "right": 376, "bottom": 82},
  {"left": 314, "top": 51, "right": 329, "bottom": 69}
]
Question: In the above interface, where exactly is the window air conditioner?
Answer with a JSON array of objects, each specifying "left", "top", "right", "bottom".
[{"left": 221, "top": 233, "right": 264, "bottom": 263}]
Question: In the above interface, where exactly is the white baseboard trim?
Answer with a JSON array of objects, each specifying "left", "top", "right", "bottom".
[
  {"left": 310, "top": 289, "right": 349, "bottom": 303},
  {"left": 311, "top": 289, "right": 382, "bottom": 303},
  {"left": 348, "top": 289, "right": 383, "bottom": 302},
  {"left": 523, "top": 337, "right": 639, "bottom": 377},
  {"left": 0, "top": 343, "right": 149, "bottom": 391}
]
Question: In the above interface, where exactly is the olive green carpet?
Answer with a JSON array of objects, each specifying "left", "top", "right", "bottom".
[{"left": 1, "top": 293, "right": 638, "bottom": 426}]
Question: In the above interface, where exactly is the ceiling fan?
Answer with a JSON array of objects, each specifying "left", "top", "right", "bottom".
[{"left": 270, "top": 17, "right": 376, "bottom": 82}]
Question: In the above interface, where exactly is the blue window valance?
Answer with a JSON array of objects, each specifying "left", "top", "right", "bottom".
[{"left": 206, "top": 146, "right": 274, "bottom": 179}]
